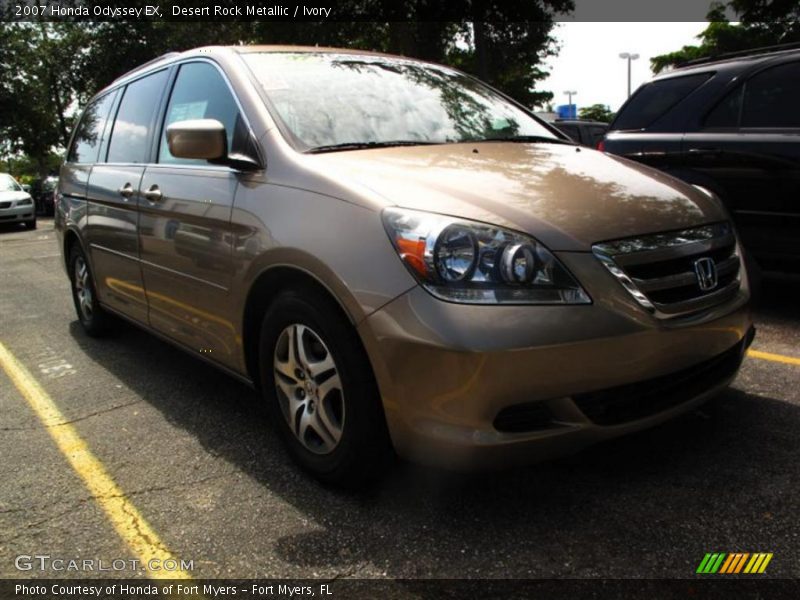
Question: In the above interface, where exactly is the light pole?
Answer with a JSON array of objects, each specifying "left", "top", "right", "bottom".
[
  {"left": 563, "top": 91, "right": 577, "bottom": 118},
  {"left": 619, "top": 52, "right": 640, "bottom": 98}
]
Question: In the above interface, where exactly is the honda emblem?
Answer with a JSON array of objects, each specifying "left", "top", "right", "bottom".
[{"left": 694, "top": 257, "right": 718, "bottom": 292}]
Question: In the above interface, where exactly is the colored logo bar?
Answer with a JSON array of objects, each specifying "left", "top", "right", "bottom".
[{"left": 696, "top": 553, "right": 773, "bottom": 574}]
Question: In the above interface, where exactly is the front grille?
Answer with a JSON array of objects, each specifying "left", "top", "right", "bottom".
[
  {"left": 0, "top": 202, "right": 11, "bottom": 209},
  {"left": 573, "top": 339, "right": 745, "bottom": 426},
  {"left": 593, "top": 222, "right": 741, "bottom": 317}
]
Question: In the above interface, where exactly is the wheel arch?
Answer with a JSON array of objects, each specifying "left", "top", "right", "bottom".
[
  {"left": 241, "top": 264, "right": 365, "bottom": 390},
  {"left": 63, "top": 227, "right": 87, "bottom": 271}
]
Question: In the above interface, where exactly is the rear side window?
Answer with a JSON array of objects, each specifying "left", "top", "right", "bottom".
[
  {"left": 67, "top": 91, "right": 117, "bottom": 164},
  {"left": 612, "top": 73, "right": 711, "bottom": 130},
  {"left": 704, "top": 86, "right": 743, "bottom": 129},
  {"left": 159, "top": 62, "right": 248, "bottom": 165},
  {"left": 741, "top": 62, "right": 800, "bottom": 128},
  {"left": 106, "top": 69, "right": 169, "bottom": 164}
]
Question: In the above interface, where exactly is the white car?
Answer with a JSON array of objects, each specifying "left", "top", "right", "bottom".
[{"left": 0, "top": 173, "right": 36, "bottom": 229}]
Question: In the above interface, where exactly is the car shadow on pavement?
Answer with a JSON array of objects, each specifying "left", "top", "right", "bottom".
[
  {"left": 68, "top": 319, "right": 799, "bottom": 578},
  {"left": 0, "top": 223, "right": 32, "bottom": 234},
  {"left": 755, "top": 277, "right": 800, "bottom": 322}
]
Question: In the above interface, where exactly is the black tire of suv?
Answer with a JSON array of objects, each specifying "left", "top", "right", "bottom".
[
  {"left": 258, "top": 287, "right": 393, "bottom": 487},
  {"left": 68, "top": 244, "right": 114, "bottom": 337}
]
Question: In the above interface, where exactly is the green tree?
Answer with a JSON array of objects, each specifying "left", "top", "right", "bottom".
[
  {"left": 578, "top": 104, "right": 615, "bottom": 123},
  {"left": 651, "top": 1, "right": 800, "bottom": 73},
  {"left": 447, "top": 1, "right": 574, "bottom": 108},
  {"left": 0, "top": 22, "right": 85, "bottom": 176}
]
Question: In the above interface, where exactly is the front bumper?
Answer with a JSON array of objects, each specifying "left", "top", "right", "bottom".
[
  {"left": 358, "top": 251, "right": 753, "bottom": 470},
  {"left": 0, "top": 204, "right": 35, "bottom": 223}
]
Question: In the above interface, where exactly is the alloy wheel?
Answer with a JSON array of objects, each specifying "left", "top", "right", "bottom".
[
  {"left": 74, "top": 256, "right": 93, "bottom": 322},
  {"left": 273, "top": 324, "right": 345, "bottom": 455}
]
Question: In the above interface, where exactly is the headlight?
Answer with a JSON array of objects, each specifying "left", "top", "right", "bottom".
[
  {"left": 382, "top": 207, "right": 590, "bottom": 305},
  {"left": 18, "top": 197, "right": 32, "bottom": 206}
]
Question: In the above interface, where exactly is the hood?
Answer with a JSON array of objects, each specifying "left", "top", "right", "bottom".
[
  {"left": 0, "top": 191, "right": 31, "bottom": 203},
  {"left": 308, "top": 142, "right": 726, "bottom": 251}
]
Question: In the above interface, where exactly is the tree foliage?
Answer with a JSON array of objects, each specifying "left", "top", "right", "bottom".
[
  {"left": 0, "top": 1, "right": 573, "bottom": 177},
  {"left": 0, "top": 22, "right": 87, "bottom": 175},
  {"left": 578, "top": 104, "right": 614, "bottom": 123},
  {"left": 651, "top": 0, "right": 800, "bottom": 73}
]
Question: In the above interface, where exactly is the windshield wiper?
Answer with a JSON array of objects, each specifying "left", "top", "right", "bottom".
[
  {"left": 306, "top": 136, "right": 573, "bottom": 154},
  {"left": 470, "top": 135, "right": 575, "bottom": 145},
  {"left": 305, "top": 140, "right": 439, "bottom": 154}
]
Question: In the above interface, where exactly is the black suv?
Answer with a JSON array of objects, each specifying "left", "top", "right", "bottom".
[
  {"left": 552, "top": 119, "right": 608, "bottom": 148},
  {"left": 603, "top": 46, "right": 800, "bottom": 276}
]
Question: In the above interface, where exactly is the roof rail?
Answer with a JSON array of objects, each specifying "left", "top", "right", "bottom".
[
  {"left": 111, "top": 52, "right": 181, "bottom": 84},
  {"left": 681, "top": 41, "right": 800, "bottom": 68}
]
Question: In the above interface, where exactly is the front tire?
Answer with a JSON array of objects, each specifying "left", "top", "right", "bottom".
[
  {"left": 69, "top": 244, "right": 113, "bottom": 337},
  {"left": 25, "top": 217, "right": 37, "bottom": 230},
  {"left": 259, "top": 287, "right": 392, "bottom": 487}
]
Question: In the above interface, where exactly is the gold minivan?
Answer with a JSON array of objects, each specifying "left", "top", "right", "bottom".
[{"left": 56, "top": 46, "right": 754, "bottom": 485}]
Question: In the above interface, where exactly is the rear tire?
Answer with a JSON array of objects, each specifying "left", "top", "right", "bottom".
[
  {"left": 68, "top": 244, "right": 113, "bottom": 337},
  {"left": 258, "top": 287, "right": 392, "bottom": 487}
]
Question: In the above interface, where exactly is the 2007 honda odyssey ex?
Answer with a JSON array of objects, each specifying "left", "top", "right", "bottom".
[{"left": 56, "top": 46, "right": 754, "bottom": 485}]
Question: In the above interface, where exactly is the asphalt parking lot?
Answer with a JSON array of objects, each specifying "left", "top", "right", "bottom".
[{"left": 1, "top": 218, "right": 799, "bottom": 581}]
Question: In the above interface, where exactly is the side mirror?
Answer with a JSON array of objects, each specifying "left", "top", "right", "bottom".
[
  {"left": 167, "top": 119, "right": 227, "bottom": 160},
  {"left": 166, "top": 119, "right": 261, "bottom": 171},
  {"left": 21, "top": 184, "right": 31, "bottom": 193}
]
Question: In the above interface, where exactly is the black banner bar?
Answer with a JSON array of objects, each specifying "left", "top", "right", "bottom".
[
  {"left": 0, "top": 0, "right": 738, "bottom": 23},
  {"left": 2, "top": 579, "right": 800, "bottom": 600}
]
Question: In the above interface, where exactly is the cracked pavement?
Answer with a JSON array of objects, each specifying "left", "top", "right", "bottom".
[{"left": 1, "top": 219, "right": 799, "bottom": 579}]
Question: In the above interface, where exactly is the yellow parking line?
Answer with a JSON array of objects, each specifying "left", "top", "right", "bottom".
[
  {"left": 748, "top": 349, "right": 800, "bottom": 367},
  {"left": 0, "top": 341, "right": 192, "bottom": 580}
]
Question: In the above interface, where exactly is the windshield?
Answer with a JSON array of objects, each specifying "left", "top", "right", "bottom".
[
  {"left": 241, "top": 52, "right": 559, "bottom": 151},
  {"left": 0, "top": 174, "right": 21, "bottom": 192}
]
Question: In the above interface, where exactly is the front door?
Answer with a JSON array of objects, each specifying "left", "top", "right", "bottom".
[{"left": 138, "top": 61, "right": 251, "bottom": 369}]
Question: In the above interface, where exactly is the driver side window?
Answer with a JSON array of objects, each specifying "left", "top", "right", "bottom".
[{"left": 159, "top": 62, "right": 249, "bottom": 165}]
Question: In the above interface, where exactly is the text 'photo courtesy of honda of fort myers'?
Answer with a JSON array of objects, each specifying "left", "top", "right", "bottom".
[{"left": 56, "top": 46, "right": 754, "bottom": 486}]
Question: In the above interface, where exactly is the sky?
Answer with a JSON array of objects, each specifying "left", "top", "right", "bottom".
[{"left": 538, "top": 22, "right": 709, "bottom": 112}]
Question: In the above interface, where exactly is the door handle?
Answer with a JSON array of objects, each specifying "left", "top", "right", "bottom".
[
  {"left": 118, "top": 183, "right": 134, "bottom": 198},
  {"left": 144, "top": 185, "right": 162, "bottom": 202}
]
